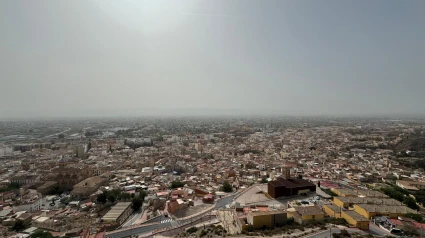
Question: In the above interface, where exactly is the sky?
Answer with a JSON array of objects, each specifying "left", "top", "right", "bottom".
[{"left": 1, "top": 0, "right": 425, "bottom": 118}]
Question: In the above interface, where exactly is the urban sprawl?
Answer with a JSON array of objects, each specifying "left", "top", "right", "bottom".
[{"left": 1, "top": 117, "right": 425, "bottom": 238}]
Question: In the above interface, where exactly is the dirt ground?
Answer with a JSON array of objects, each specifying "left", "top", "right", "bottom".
[{"left": 173, "top": 203, "right": 214, "bottom": 219}]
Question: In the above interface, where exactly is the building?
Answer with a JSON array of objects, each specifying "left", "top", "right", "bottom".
[
  {"left": 341, "top": 210, "right": 369, "bottom": 230},
  {"left": 246, "top": 210, "right": 287, "bottom": 229},
  {"left": 258, "top": 164, "right": 266, "bottom": 171},
  {"left": 289, "top": 206, "right": 325, "bottom": 225},
  {"left": 323, "top": 204, "right": 341, "bottom": 218},
  {"left": 330, "top": 188, "right": 358, "bottom": 197},
  {"left": 268, "top": 177, "right": 316, "bottom": 198},
  {"left": 195, "top": 143, "right": 203, "bottom": 152},
  {"left": 356, "top": 190, "right": 388, "bottom": 198},
  {"left": 10, "top": 175, "right": 40, "bottom": 186},
  {"left": 0, "top": 145, "right": 13, "bottom": 156},
  {"left": 396, "top": 180, "right": 425, "bottom": 191},
  {"left": 387, "top": 217, "right": 425, "bottom": 235},
  {"left": 14, "top": 196, "right": 60, "bottom": 212},
  {"left": 74, "top": 145, "right": 86, "bottom": 159},
  {"left": 37, "top": 181, "right": 58, "bottom": 195},
  {"left": 333, "top": 197, "right": 403, "bottom": 209},
  {"left": 353, "top": 204, "right": 418, "bottom": 219},
  {"left": 101, "top": 202, "right": 133, "bottom": 225},
  {"left": 71, "top": 176, "right": 107, "bottom": 198},
  {"left": 202, "top": 194, "right": 214, "bottom": 203}
]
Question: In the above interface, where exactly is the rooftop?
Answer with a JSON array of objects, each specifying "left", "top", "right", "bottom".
[
  {"left": 294, "top": 206, "right": 325, "bottom": 216},
  {"left": 342, "top": 210, "right": 368, "bottom": 221},
  {"left": 102, "top": 202, "right": 132, "bottom": 222},
  {"left": 269, "top": 177, "right": 315, "bottom": 188}
]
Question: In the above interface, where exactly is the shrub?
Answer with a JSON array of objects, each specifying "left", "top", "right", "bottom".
[
  {"left": 187, "top": 227, "right": 198, "bottom": 234},
  {"left": 200, "top": 230, "right": 207, "bottom": 237},
  {"left": 246, "top": 225, "right": 255, "bottom": 232}
]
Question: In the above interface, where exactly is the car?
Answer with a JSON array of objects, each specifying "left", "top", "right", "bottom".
[
  {"left": 314, "top": 196, "right": 321, "bottom": 200},
  {"left": 164, "top": 212, "right": 168, "bottom": 217}
]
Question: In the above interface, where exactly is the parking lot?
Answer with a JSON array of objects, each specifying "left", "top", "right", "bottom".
[
  {"left": 235, "top": 184, "right": 272, "bottom": 205},
  {"left": 235, "top": 184, "right": 327, "bottom": 208}
]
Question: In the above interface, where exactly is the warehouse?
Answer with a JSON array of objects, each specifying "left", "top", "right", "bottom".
[
  {"left": 101, "top": 202, "right": 133, "bottom": 225},
  {"left": 268, "top": 177, "right": 316, "bottom": 198},
  {"left": 341, "top": 210, "right": 370, "bottom": 230}
]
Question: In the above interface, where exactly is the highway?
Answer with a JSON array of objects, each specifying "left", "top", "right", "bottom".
[
  {"left": 42, "top": 128, "right": 71, "bottom": 139},
  {"left": 105, "top": 194, "right": 235, "bottom": 238}
]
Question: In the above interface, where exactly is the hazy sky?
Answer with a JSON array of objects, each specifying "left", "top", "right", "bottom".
[{"left": 1, "top": 0, "right": 425, "bottom": 117}]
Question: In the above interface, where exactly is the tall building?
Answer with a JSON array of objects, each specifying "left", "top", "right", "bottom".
[{"left": 283, "top": 167, "right": 291, "bottom": 179}]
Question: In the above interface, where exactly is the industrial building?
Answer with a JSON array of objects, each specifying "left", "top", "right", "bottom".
[
  {"left": 341, "top": 210, "right": 370, "bottom": 230},
  {"left": 353, "top": 204, "right": 418, "bottom": 219},
  {"left": 333, "top": 196, "right": 403, "bottom": 209},
  {"left": 268, "top": 177, "right": 316, "bottom": 198},
  {"left": 101, "top": 202, "right": 133, "bottom": 225},
  {"left": 246, "top": 210, "right": 287, "bottom": 229},
  {"left": 288, "top": 206, "right": 325, "bottom": 225}
]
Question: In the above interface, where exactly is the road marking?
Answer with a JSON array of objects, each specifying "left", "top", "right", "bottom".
[{"left": 161, "top": 219, "right": 172, "bottom": 224}]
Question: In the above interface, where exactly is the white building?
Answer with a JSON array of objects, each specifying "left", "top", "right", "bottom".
[{"left": 0, "top": 145, "right": 13, "bottom": 156}]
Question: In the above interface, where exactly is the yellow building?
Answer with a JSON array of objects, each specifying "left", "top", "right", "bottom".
[
  {"left": 353, "top": 204, "right": 418, "bottom": 219},
  {"left": 289, "top": 206, "right": 325, "bottom": 225},
  {"left": 356, "top": 190, "right": 388, "bottom": 198},
  {"left": 341, "top": 210, "right": 369, "bottom": 230},
  {"left": 246, "top": 211, "right": 287, "bottom": 229},
  {"left": 331, "top": 188, "right": 358, "bottom": 197},
  {"left": 333, "top": 196, "right": 403, "bottom": 209},
  {"left": 323, "top": 204, "right": 341, "bottom": 218}
]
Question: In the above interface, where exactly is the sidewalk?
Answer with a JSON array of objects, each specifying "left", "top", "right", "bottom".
[
  {"left": 192, "top": 218, "right": 220, "bottom": 228},
  {"left": 135, "top": 208, "right": 150, "bottom": 224}
]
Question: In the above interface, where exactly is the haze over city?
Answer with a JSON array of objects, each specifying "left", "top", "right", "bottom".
[
  {"left": 1, "top": 0, "right": 425, "bottom": 118},
  {"left": 3, "top": 1, "right": 425, "bottom": 238}
]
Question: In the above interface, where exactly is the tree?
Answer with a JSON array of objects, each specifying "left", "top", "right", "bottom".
[
  {"left": 261, "top": 177, "right": 268, "bottom": 184},
  {"left": 119, "top": 192, "right": 131, "bottom": 201},
  {"left": 405, "top": 213, "right": 424, "bottom": 222},
  {"left": 187, "top": 227, "right": 198, "bottom": 234},
  {"left": 30, "top": 230, "right": 54, "bottom": 238},
  {"left": 200, "top": 229, "right": 208, "bottom": 237},
  {"left": 107, "top": 194, "right": 116, "bottom": 203},
  {"left": 222, "top": 181, "right": 233, "bottom": 192},
  {"left": 97, "top": 192, "right": 107, "bottom": 204},
  {"left": 132, "top": 197, "right": 143, "bottom": 211},
  {"left": 58, "top": 134, "right": 65, "bottom": 139},
  {"left": 12, "top": 219, "right": 26, "bottom": 231},
  {"left": 139, "top": 190, "right": 147, "bottom": 200},
  {"left": 404, "top": 196, "right": 419, "bottom": 210},
  {"left": 171, "top": 181, "right": 185, "bottom": 189}
]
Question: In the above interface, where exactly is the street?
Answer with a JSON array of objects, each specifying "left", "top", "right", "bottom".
[
  {"left": 105, "top": 194, "right": 236, "bottom": 238},
  {"left": 121, "top": 209, "right": 144, "bottom": 228},
  {"left": 369, "top": 222, "right": 393, "bottom": 237}
]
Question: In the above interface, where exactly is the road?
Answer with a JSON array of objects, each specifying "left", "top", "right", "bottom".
[
  {"left": 369, "top": 222, "right": 393, "bottom": 237},
  {"left": 121, "top": 209, "right": 144, "bottom": 228},
  {"left": 105, "top": 194, "right": 236, "bottom": 238},
  {"left": 42, "top": 128, "right": 71, "bottom": 139}
]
